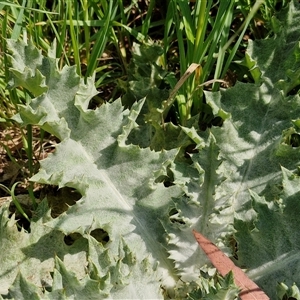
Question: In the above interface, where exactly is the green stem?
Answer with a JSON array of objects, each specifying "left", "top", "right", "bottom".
[
  {"left": 83, "top": 0, "right": 90, "bottom": 66},
  {"left": 0, "top": 182, "right": 30, "bottom": 222},
  {"left": 25, "top": 124, "right": 37, "bottom": 208}
]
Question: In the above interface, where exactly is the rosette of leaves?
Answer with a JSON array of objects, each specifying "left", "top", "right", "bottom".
[{"left": 1, "top": 1, "right": 300, "bottom": 298}]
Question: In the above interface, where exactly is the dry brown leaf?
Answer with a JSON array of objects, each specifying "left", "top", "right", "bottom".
[{"left": 193, "top": 230, "right": 270, "bottom": 300}]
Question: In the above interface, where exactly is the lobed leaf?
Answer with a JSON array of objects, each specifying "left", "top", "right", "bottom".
[
  {"left": 4, "top": 39, "right": 183, "bottom": 298},
  {"left": 2, "top": 1, "right": 300, "bottom": 298},
  {"left": 246, "top": 0, "right": 300, "bottom": 94}
]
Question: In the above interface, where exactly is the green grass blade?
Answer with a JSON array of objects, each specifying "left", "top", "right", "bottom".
[
  {"left": 0, "top": 182, "right": 30, "bottom": 222},
  {"left": 11, "top": 0, "right": 26, "bottom": 39},
  {"left": 197, "top": 3, "right": 228, "bottom": 85},
  {"left": 211, "top": 2, "right": 234, "bottom": 91},
  {"left": 141, "top": 0, "right": 155, "bottom": 36},
  {"left": 193, "top": 0, "right": 209, "bottom": 62},
  {"left": 113, "top": 21, "right": 145, "bottom": 43},
  {"left": 82, "top": 0, "right": 91, "bottom": 63},
  {"left": 192, "top": 0, "right": 213, "bottom": 64},
  {"left": 162, "top": 1, "right": 174, "bottom": 69},
  {"left": 220, "top": 0, "right": 265, "bottom": 81},
  {"left": 86, "top": 1, "right": 117, "bottom": 78},
  {"left": 176, "top": 0, "right": 195, "bottom": 46},
  {"left": 68, "top": 1, "right": 81, "bottom": 75},
  {"left": 0, "top": 1, "right": 58, "bottom": 14},
  {"left": 45, "top": 7, "right": 70, "bottom": 64}
]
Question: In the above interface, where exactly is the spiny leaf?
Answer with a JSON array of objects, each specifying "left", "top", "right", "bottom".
[
  {"left": 246, "top": 0, "right": 300, "bottom": 94},
  {"left": 4, "top": 39, "right": 182, "bottom": 298},
  {"left": 234, "top": 168, "right": 300, "bottom": 299},
  {"left": 193, "top": 230, "right": 269, "bottom": 300},
  {"left": 2, "top": 1, "right": 300, "bottom": 297}
]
